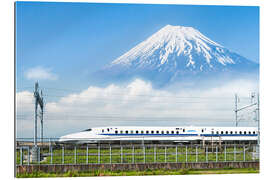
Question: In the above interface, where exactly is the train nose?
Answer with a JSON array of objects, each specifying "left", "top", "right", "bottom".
[
  {"left": 58, "top": 132, "right": 91, "bottom": 143},
  {"left": 58, "top": 132, "right": 80, "bottom": 143},
  {"left": 58, "top": 135, "right": 71, "bottom": 143}
]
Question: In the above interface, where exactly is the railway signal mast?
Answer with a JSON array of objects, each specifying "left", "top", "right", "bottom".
[
  {"left": 31, "top": 82, "right": 44, "bottom": 162},
  {"left": 234, "top": 93, "right": 260, "bottom": 145},
  {"left": 39, "top": 90, "right": 44, "bottom": 145},
  {"left": 256, "top": 93, "right": 260, "bottom": 147}
]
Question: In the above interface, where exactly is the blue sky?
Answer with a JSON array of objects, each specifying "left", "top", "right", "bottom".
[
  {"left": 15, "top": 2, "right": 260, "bottom": 137},
  {"left": 16, "top": 2, "right": 259, "bottom": 91}
]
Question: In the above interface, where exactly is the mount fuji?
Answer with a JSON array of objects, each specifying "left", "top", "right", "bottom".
[{"left": 94, "top": 25, "right": 259, "bottom": 87}]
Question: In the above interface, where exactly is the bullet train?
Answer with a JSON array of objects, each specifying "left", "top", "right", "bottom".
[{"left": 58, "top": 126, "right": 259, "bottom": 144}]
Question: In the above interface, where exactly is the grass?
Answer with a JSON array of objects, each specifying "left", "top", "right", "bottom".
[
  {"left": 16, "top": 145, "right": 258, "bottom": 165},
  {"left": 16, "top": 168, "right": 259, "bottom": 177}
]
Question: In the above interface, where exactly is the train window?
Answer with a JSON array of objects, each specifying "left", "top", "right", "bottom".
[
  {"left": 183, "top": 129, "right": 185, "bottom": 133},
  {"left": 130, "top": 130, "right": 134, "bottom": 134},
  {"left": 156, "top": 131, "right": 159, "bottom": 134},
  {"left": 230, "top": 131, "right": 233, "bottom": 134},
  {"left": 239, "top": 131, "right": 242, "bottom": 134},
  {"left": 248, "top": 131, "right": 251, "bottom": 134},
  {"left": 201, "top": 129, "right": 204, "bottom": 133},
  {"left": 216, "top": 131, "right": 219, "bottom": 134},
  {"left": 141, "top": 130, "right": 144, "bottom": 134},
  {"left": 120, "top": 130, "right": 123, "bottom": 134},
  {"left": 115, "top": 130, "right": 118, "bottom": 134},
  {"left": 221, "top": 131, "right": 223, "bottom": 134},
  {"left": 161, "top": 131, "right": 164, "bottom": 134},
  {"left": 225, "top": 131, "right": 228, "bottom": 134},
  {"left": 253, "top": 131, "right": 256, "bottom": 134},
  {"left": 146, "top": 131, "right": 149, "bottom": 134},
  {"left": 84, "top": 128, "right": 92, "bottom": 132},
  {"left": 136, "top": 130, "right": 139, "bottom": 134},
  {"left": 125, "top": 130, "right": 129, "bottom": 134},
  {"left": 171, "top": 131, "right": 174, "bottom": 134},
  {"left": 166, "top": 131, "right": 169, "bottom": 134},
  {"left": 244, "top": 131, "right": 246, "bottom": 134},
  {"left": 211, "top": 131, "right": 214, "bottom": 134},
  {"left": 235, "top": 131, "right": 237, "bottom": 134},
  {"left": 151, "top": 131, "right": 154, "bottom": 134},
  {"left": 102, "top": 129, "right": 104, "bottom": 133},
  {"left": 107, "top": 128, "right": 110, "bottom": 132},
  {"left": 176, "top": 131, "right": 179, "bottom": 134}
]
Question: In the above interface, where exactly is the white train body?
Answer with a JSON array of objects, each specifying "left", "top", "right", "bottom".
[{"left": 58, "top": 126, "right": 258, "bottom": 144}]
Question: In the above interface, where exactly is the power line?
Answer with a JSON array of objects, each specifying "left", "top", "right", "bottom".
[
  {"left": 15, "top": 116, "right": 248, "bottom": 121},
  {"left": 17, "top": 114, "right": 232, "bottom": 119},
  {"left": 15, "top": 108, "right": 234, "bottom": 118},
  {"left": 42, "top": 94, "right": 237, "bottom": 100},
  {"left": 17, "top": 95, "right": 236, "bottom": 103}
]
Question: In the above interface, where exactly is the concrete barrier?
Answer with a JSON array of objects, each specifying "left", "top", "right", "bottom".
[{"left": 16, "top": 162, "right": 259, "bottom": 174}]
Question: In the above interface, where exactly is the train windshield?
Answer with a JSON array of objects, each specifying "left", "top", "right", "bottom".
[{"left": 83, "top": 128, "right": 92, "bottom": 132}]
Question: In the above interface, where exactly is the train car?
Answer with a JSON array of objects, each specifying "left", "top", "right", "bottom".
[{"left": 58, "top": 126, "right": 258, "bottom": 144}]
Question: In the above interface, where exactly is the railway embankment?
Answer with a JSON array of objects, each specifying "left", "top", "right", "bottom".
[{"left": 17, "top": 161, "right": 259, "bottom": 174}]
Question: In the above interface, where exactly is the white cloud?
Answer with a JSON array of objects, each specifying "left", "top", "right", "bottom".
[
  {"left": 16, "top": 79, "right": 259, "bottom": 138},
  {"left": 25, "top": 66, "right": 58, "bottom": 80}
]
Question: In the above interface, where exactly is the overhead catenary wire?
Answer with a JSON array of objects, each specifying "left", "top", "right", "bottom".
[
  {"left": 35, "top": 94, "right": 247, "bottom": 100},
  {"left": 15, "top": 116, "right": 253, "bottom": 122},
  {"left": 17, "top": 94, "right": 238, "bottom": 103},
  {"left": 17, "top": 89, "right": 256, "bottom": 107}
]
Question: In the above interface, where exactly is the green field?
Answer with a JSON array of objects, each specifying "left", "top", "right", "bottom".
[
  {"left": 16, "top": 145, "right": 257, "bottom": 165},
  {"left": 16, "top": 168, "right": 259, "bottom": 177}
]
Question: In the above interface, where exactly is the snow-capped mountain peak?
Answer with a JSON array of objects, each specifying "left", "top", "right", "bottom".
[
  {"left": 96, "top": 25, "right": 258, "bottom": 87},
  {"left": 110, "top": 24, "right": 235, "bottom": 71}
]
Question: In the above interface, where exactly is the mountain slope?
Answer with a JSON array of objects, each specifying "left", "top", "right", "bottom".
[{"left": 95, "top": 25, "right": 258, "bottom": 87}]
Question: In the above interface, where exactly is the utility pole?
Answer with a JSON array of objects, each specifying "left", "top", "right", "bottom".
[
  {"left": 40, "top": 90, "right": 44, "bottom": 146},
  {"left": 257, "top": 93, "right": 260, "bottom": 146},
  {"left": 234, "top": 92, "right": 259, "bottom": 157},
  {"left": 234, "top": 93, "right": 257, "bottom": 127},
  {"left": 252, "top": 93, "right": 260, "bottom": 158},
  {"left": 34, "top": 82, "right": 38, "bottom": 147},
  {"left": 235, "top": 94, "right": 238, "bottom": 127},
  {"left": 32, "top": 82, "right": 44, "bottom": 162}
]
